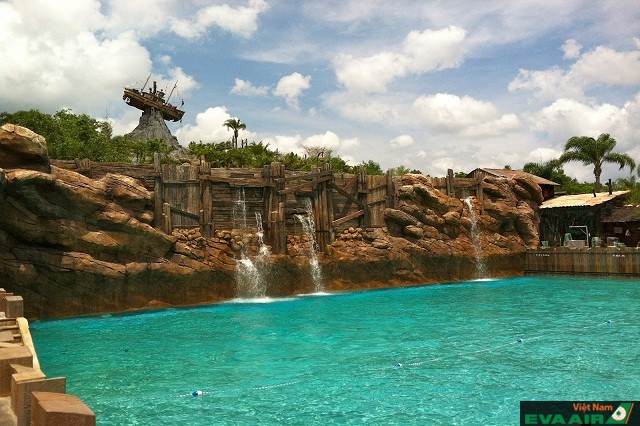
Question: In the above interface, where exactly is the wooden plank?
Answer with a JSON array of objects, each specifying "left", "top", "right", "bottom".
[
  {"left": 332, "top": 209, "right": 364, "bottom": 226},
  {"left": 328, "top": 181, "right": 363, "bottom": 209}
]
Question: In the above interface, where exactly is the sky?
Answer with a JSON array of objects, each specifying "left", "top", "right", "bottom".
[{"left": 1, "top": 0, "right": 639, "bottom": 182}]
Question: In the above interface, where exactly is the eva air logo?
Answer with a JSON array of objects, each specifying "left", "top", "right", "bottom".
[{"left": 607, "top": 403, "right": 634, "bottom": 424}]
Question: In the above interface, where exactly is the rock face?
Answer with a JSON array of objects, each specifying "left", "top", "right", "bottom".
[
  {"left": 125, "top": 107, "right": 183, "bottom": 153},
  {"left": 0, "top": 126, "right": 543, "bottom": 318},
  {"left": 0, "top": 124, "right": 51, "bottom": 173}
]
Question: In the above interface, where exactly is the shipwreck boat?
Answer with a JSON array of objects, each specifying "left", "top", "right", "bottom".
[{"left": 123, "top": 79, "right": 185, "bottom": 122}]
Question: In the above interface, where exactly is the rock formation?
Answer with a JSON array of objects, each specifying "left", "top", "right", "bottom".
[
  {"left": 0, "top": 125, "right": 543, "bottom": 318},
  {"left": 0, "top": 124, "right": 51, "bottom": 173},
  {"left": 125, "top": 107, "right": 185, "bottom": 154}
]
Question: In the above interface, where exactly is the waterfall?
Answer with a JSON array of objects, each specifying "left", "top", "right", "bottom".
[
  {"left": 232, "top": 187, "right": 248, "bottom": 232},
  {"left": 234, "top": 189, "right": 268, "bottom": 299},
  {"left": 464, "top": 197, "right": 489, "bottom": 279},
  {"left": 295, "top": 198, "right": 324, "bottom": 293}
]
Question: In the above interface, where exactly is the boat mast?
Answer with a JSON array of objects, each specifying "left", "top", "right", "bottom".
[
  {"left": 141, "top": 75, "right": 151, "bottom": 92},
  {"left": 166, "top": 81, "right": 178, "bottom": 104}
]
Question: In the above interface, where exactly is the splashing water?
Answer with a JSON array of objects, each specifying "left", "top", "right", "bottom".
[
  {"left": 234, "top": 189, "right": 268, "bottom": 298},
  {"left": 464, "top": 197, "right": 489, "bottom": 279},
  {"left": 295, "top": 198, "right": 324, "bottom": 293}
]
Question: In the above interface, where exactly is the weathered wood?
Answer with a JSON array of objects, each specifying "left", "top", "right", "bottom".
[
  {"left": 328, "top": 181, "right": 363, "bottom": 209},
  {"left": 332, "top": 210, "right": 364, "bottom": 226},
  {"left": 162, "top": 203, "right": 172, "bottom": 234},
  {"left": 386, "top": 170, "right": 395, "bottom": 209},
  {"left": 525, "top": 247, "right": 640, "bottom": 275},
  {"left": 446, "top": 168, "right": 454, "bottom": 197}
]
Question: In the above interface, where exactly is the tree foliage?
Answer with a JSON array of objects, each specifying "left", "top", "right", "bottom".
[
  {"left": 0, "top": 109, "right": 178, "bottom": 163},
  {"left": 559, "top": 133, "right": 636, "bottom": 191}
]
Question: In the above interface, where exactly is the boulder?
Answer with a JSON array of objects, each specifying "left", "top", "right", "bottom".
[{"left": 0, "top": 124, "right": 51, "bottom": 173}]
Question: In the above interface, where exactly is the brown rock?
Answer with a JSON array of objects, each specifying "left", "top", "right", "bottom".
[{"left": 0, "top": 124, "right": 51, "bottom": 173}]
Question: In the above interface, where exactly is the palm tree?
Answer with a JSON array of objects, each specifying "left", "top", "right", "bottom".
[
  {"left": 223, "top": 118, "right": 246, "bottom": 149},
  {"left": 523, "top": 159, "right": 563, "bottom": 181},
  {"left": 559, "top": 133, "right": 635, "bottom": 191}
]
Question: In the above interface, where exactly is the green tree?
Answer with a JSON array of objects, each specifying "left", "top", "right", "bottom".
[
  {"left": 131, "top": 138, "right": 172, "bottom": 163},
  {"left": 523, "top": 159, "right": 565, "bottom": 182},
  {"left": 360, "top": 160, "right": 384, "bottom": 175},
  {"left": 0, "top": 109, "right": 63, "bottom": 154},
  {"left": 223, "top": 118, "right": 246, "bottom": 149},
  {"left": 559, "top": 133, "right": 636, "bottom": 191},
  {"left": 390, "top": 165, "right": 411, "bottom": 176}
]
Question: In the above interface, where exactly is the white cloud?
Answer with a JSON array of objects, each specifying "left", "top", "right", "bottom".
[
  {"left": 341, "top": 138, "right": 361, "bottom": 150},
  {"left": 231, "top": 78, "right": 269, "bottom": 96},
  {"left": 175, "top": 106, "right": 256, "bottom": 145},
  {"left": 561, "top": 39, "right": 582, "bottom": 60},
  {"left": 390, "top": 135, "right": 414, "bottom": 148},
  {"left": 262, "top": 134, "right": 304, "bottom": 156},
  {"left": 403, "top": 26, "right": 467, "bottom": 73},
  {"left": 334, "top": 52, "right": 408, "bottom": 94},
  {"left": 334, "top": 26, "right": 467, "bottom": 93},
  {"left": 322, "top": 91, "right": 406, "bottom": 124},
  {"left": 411, "top": 93, "right": 520, "bottom": 137},
  {"left": 509, "top": 42, "right": 640, "bottom": 100},
  {"left": 302, "top": 131, "right": 341, "bottom": 150},
  {"left": 0, "top": 0, "right": 199, "bottom": 117},
  {"left": 530, "top": 98, "right": 631, "bottom": 143},
  {"left": 273, "top": 72, "right": 311, "bottom": 109},
  {"left": 170, "top": 0, "right": 269, "bottom": 39},
  {"left": 526, "top": 147, "right": 564, "bottom": 163}
]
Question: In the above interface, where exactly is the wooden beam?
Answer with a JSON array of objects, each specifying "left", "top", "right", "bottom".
[{"left": 332, "top": 209, "right": 364, "bottom": 226}]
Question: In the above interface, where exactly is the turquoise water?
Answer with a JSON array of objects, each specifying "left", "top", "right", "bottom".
[{"left": 31, "top": 276, "right": 640, "bottom": 425}]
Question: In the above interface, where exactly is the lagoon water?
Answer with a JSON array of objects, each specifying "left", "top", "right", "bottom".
[{"left": 32, "top": 276, "right": 640, "bottom": 425}]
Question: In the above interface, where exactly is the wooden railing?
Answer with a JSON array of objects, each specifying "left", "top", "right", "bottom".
[{"left": 525, "top": 247, "right": 640, "bottom": 276}]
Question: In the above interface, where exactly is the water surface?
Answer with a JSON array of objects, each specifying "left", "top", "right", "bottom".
[{"left": 32, "top": 276, "right": 640, "bottom": 425}]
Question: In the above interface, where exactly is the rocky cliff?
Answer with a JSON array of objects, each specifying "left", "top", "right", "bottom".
[{"left": 0, "top": 125, "right": 541, "bottom": 318}]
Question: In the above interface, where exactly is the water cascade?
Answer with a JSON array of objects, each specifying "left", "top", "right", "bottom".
[
  {"left": 234, "top": 189, "right": 268, "bottom": 299},
  {"left": 463, "top": 197, "right": 489, "bottom": 279},
  {"left": 295, "top": 198, "right": 324, "bottom": 293}
]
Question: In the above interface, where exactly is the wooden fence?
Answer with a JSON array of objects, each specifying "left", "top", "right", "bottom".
[
  {"left": 153, "top": 160, "right": 397, "bottom": 253},
  {"left": 525, "top": 247, "right": 640, "bottom": 276}
]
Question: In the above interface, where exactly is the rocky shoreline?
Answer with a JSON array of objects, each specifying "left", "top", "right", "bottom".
[{"left": 0, "top": 124, "right": 540, "bottom": 318}]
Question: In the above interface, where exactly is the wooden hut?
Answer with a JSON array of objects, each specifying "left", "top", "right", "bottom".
[
  {"left": 602, "top": 204, "right": 640, "bottom": 248},
  {"left": 539, "top": 191, "right": 629, "bottom": 247}
]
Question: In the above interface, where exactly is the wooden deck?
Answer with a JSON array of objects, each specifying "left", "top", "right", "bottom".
[{"left": 525, "top": 247, "right": 640, "bottom": 276}]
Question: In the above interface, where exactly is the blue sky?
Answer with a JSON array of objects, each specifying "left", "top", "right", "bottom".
[{"left": 1, "top": 0, "right": 639, "bottom": 182}]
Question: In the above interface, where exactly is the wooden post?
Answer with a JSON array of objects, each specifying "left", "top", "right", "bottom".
[
  {"left": 162, "top": 202, "right": 172, "bottom": 235},
  {"left": 358, "top": 166, "right": 371, "bottom": 228},
  {"left": 200, "top": 179, "right": 214, "bottom": 238},
  {"left": 153, "top": 153, "right": 163, "bottom": 230},
  {"left": 386, "top": 169, "right": 395, "bottom": 209},
  {"left": 477, "top": 179, "right": 484, "bottom": 215},
  {"left": 446, "top": 168, "right": 455, "bottom": 197},
  {"left": 324, "top": 163, "right": 335, "bottom": 247},
  {"left": 265, "top": 162, "right": 287, "bottom": 254}
]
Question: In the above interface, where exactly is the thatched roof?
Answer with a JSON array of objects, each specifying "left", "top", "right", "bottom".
[
  {"left": 540, "top": 191, "right": 629, "bottom": 209},
  {"left": 602, "top": 205, "right": 640, "bottom": 223}
]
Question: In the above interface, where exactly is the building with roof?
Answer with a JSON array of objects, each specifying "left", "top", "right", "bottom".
[
  {"left": 467, "top": 168, "right": 559, "bottom": 200},
  {"left": 602, "top": 205, "right": 640, "bottom": 248},
  {"left": 539, "top": 191, "right": 629, "bottom": 247}
]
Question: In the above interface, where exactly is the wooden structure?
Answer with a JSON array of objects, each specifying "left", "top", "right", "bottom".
[
  {"left": 123, "top": 80, "right": 184, "bottom": 122},
  {"left": 467, "top": 168, "right": 559, "bottom": 200},
  {"left": 525, "top": 247, "right": 640, "bottom": 276},
  {"left": 51, "top": 159, "right": 485, "bottom": 254},
  {"left": 539, "top": 191, "right": 629, "bottom": 247},
  {"left": 153, "top": 158, "right": 399, "bottom": 254},
  {"left": 602, "top": 205, "right": 640, "bottom": 248}
]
